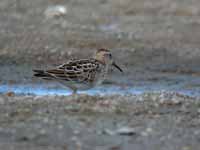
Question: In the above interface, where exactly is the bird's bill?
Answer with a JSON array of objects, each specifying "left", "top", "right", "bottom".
[{"left": 112, "top": 62, "right": 123, "bottom": 72}]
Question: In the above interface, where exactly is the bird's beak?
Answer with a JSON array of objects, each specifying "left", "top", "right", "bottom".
[{"left": 112, "top": 62, "right": 123, "bottom": 72}]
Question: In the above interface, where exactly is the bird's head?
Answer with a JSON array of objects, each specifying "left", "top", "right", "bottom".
[{"left": 94, "top": 48, "right": 123, "bottom": 72}]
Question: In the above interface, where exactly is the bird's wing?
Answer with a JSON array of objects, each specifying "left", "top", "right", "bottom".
[{"left": 46, "top": 59, "right": 100, "bottom": 83}]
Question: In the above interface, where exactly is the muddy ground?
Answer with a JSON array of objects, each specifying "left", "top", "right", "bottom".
[
  {"left": 0, "top": 93, "right": 200, "bottom": 150},
  {"left": 0, "top": 0, "right": 200, "bottom": 149}
]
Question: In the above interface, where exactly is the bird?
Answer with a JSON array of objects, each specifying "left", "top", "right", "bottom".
[{"left": 33, "top": 48, "right": 123, "bottom": 94}]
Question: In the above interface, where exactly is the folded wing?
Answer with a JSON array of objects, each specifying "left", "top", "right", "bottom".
[{"left": 33, "top": 59, "right": 100, "bottom": 83}]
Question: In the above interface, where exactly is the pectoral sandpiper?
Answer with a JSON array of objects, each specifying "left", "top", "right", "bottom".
[{"left": 33, "top": 48, "right": 123, "bottom": 94}]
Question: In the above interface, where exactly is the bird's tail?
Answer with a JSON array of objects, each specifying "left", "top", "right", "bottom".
[{"left": 33, "top": 69, "right": 52, "bottom": 79}]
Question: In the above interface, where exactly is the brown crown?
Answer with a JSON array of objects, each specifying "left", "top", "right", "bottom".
[{"left": 97, "top": 48, "right": 110, "bottom": 53}]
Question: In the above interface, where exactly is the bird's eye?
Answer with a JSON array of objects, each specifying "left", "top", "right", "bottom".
[
  {"left": 108, "top": 53, "right": 112, "bottom": 58},
  {"left": 104, "top": 53, "right": 112, "bottom": 58}
]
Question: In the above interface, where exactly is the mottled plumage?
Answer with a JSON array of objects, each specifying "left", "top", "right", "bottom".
[{"left": 33, "top": 49, "right": 123, "bottom": 94}]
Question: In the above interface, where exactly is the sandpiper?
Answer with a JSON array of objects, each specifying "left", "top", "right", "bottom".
[{"left": 33, "top": 48, "right": 123, "bottom": 94}]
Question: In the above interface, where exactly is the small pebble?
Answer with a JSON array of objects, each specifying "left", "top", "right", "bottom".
[
  {"left": 58, "top": 125, "right": 64, "bottom": 130},
  {"left": 39, "top": 129, "right": 46, "bottom": 135},
  {"left": 44, "top": 5, "right": 67, "bottom": 19},
  {"left": 43, "top": 118, "right": 49, "bottom": 123},
  {"left": 116, "top": 127, "right": 136, "bottom": 136},
  {"left": 146, "top": 127, "right": 153, "bottom": 133},
  {"left": 141, "top": 131, "right": 148, "bottom": 137},
  {"left": 71, "top": 136, "right": 78, "bottom": 141},
  {"left": 102, "top": 129, "right": 115, "bottom": 135},
  {"left": 73, "top": 130, "right": 80, "bottom": 135},
  {"left": 6, "top": 91, "right": 15, "bottom": 97}
]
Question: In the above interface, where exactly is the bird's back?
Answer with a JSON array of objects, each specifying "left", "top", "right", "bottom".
[{"left": 33, "top": 58, "right": 105, "bottom": 90}]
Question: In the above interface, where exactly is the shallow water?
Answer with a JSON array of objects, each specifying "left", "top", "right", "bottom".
[
  {"left": 0, "top": 81, "right": 200, "bottom": 97},
  {"left": 0, "top": 83, "right": 147, "bottom": 96}
]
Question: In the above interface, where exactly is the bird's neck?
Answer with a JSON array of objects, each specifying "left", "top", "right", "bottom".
[{"left": 93, "top": 58, "right": 105, "bottom": 65}]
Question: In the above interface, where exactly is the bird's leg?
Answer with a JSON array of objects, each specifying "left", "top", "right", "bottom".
[
  {"left": 72, "top": 89, "right": 77, "bottom": 95},
  {"left": 71, "top": 89, "right": 79, "bottom": 98}
]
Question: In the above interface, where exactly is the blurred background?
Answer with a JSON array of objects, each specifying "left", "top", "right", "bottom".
[{"left": 0, "top": 0, "right": 200, "bottom": 83}]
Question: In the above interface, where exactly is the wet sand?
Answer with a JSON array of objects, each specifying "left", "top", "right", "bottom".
[{"left": 0, "top": 0, "right": 200, "bottom": 149}]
